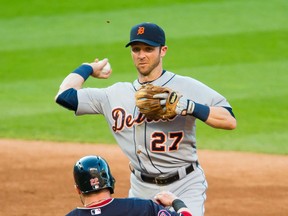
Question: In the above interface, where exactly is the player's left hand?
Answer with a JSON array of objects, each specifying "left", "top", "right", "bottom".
[{"left": 135, "top": 84, "right": 182, "bottom": 120}]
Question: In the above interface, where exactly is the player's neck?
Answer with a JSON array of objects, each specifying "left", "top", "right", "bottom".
[
  {"left": 138, "top": 61, "right": 164, "bottom": 83},
  {"left": 138, "top": 69, "right": 165, "bottom": 84},
  {"left": 83, "top": 190, "right": 112, "bottom": 207}
]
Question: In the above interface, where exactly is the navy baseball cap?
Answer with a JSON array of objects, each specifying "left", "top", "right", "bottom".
[{"left": 125, "top": 22, "right": 166, "bottom": 47}]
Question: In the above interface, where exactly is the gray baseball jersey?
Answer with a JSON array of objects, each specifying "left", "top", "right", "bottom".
[
  {"left": 76, "top": 71, "right": 230, "bottom": 173},
  {"left": 76, "top": 70, "right": 231, "bottom": 216}
]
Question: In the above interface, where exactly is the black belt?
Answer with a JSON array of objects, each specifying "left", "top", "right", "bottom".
[{"left": 131, "top": 162, "right": 198, "bottom": 185}]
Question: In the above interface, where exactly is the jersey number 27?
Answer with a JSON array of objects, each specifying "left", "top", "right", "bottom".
[{"left": 151, "top": 131, "right": 183, "bottom": 152}]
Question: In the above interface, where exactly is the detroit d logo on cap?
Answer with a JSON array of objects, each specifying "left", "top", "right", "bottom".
[{"left": 137, "top": 26, "right": 145, "bottom": 35}]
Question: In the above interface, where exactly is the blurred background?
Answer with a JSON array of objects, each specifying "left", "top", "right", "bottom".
[{"left": 0, "top": 0, "right": 287, "bottom": 154}]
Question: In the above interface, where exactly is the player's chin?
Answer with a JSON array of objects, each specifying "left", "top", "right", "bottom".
[{"left": 137, "top": 65, "right": 152, "bottom": 75}]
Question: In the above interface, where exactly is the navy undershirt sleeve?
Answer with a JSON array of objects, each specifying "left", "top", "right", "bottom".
[{"left": 56, "top": 88, "right": 78, "bottom": 111}]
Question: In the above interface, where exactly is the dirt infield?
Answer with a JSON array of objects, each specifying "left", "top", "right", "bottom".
[{"left": 0, "top": 139, "right": 287, "bottom": 216}]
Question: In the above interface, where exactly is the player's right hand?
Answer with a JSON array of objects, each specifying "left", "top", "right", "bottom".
[{"left": 84, "top": 58, "right": 112, "bottom": 79}]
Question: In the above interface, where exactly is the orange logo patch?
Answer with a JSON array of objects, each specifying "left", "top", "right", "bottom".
[{"left": 137, "top": 27, "right": 145, "bottom": 35}]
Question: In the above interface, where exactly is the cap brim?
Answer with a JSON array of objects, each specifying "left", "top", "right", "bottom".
[{"left": 125, "top": 39, "right": 160, "bottom": 47}]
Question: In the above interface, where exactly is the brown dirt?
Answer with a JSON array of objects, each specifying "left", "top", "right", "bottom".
[{"left": 0, "top": 139, "right": 287, "bottom": 216}]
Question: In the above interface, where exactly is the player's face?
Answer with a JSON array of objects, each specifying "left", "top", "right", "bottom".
[{"left": 130, "top": 43, "right": 167, "bottom": 81}]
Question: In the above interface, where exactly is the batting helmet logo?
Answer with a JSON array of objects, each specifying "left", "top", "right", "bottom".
[{"left": 90, "top": 177, "right": 100, "bottom": 190}]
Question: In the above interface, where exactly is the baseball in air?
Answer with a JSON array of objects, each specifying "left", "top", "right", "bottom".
[{"left": 100, "top": 60, "right": 111, "bottom": 75}]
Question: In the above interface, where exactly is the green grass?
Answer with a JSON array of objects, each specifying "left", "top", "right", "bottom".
[{"left": 1, "top": 0, "right": 288, "bottom": 154}]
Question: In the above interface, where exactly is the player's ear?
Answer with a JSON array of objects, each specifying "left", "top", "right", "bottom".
[
  {"left": 160, "top": 46, "right": 168, "bottom": 57},
  {"left": 74, "top": 184, "right": 81, "bottom": 194}
]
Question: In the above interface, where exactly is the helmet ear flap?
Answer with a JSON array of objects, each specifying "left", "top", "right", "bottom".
[{"left": 73, "top": 156, "right": 115, "bottom": 194}]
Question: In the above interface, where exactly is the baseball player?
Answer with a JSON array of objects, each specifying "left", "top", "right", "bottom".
[
  {"left": 66, "top": 155, "right": 192, "bottom": 216},
  {"left": 55, "top": 22, "right": 237, "bottom": 216}
]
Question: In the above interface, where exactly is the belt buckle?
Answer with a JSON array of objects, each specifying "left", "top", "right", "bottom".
[
  {"left": 155, "top": 172, "right": 176, "bottom": 185},
  {"left": 155, "top": 175, "right": 167, "bottom": 185}
]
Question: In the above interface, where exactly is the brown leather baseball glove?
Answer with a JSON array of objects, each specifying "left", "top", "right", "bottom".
[{"left": 135, "top": 84, "right": 182, "bottom": 120}]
